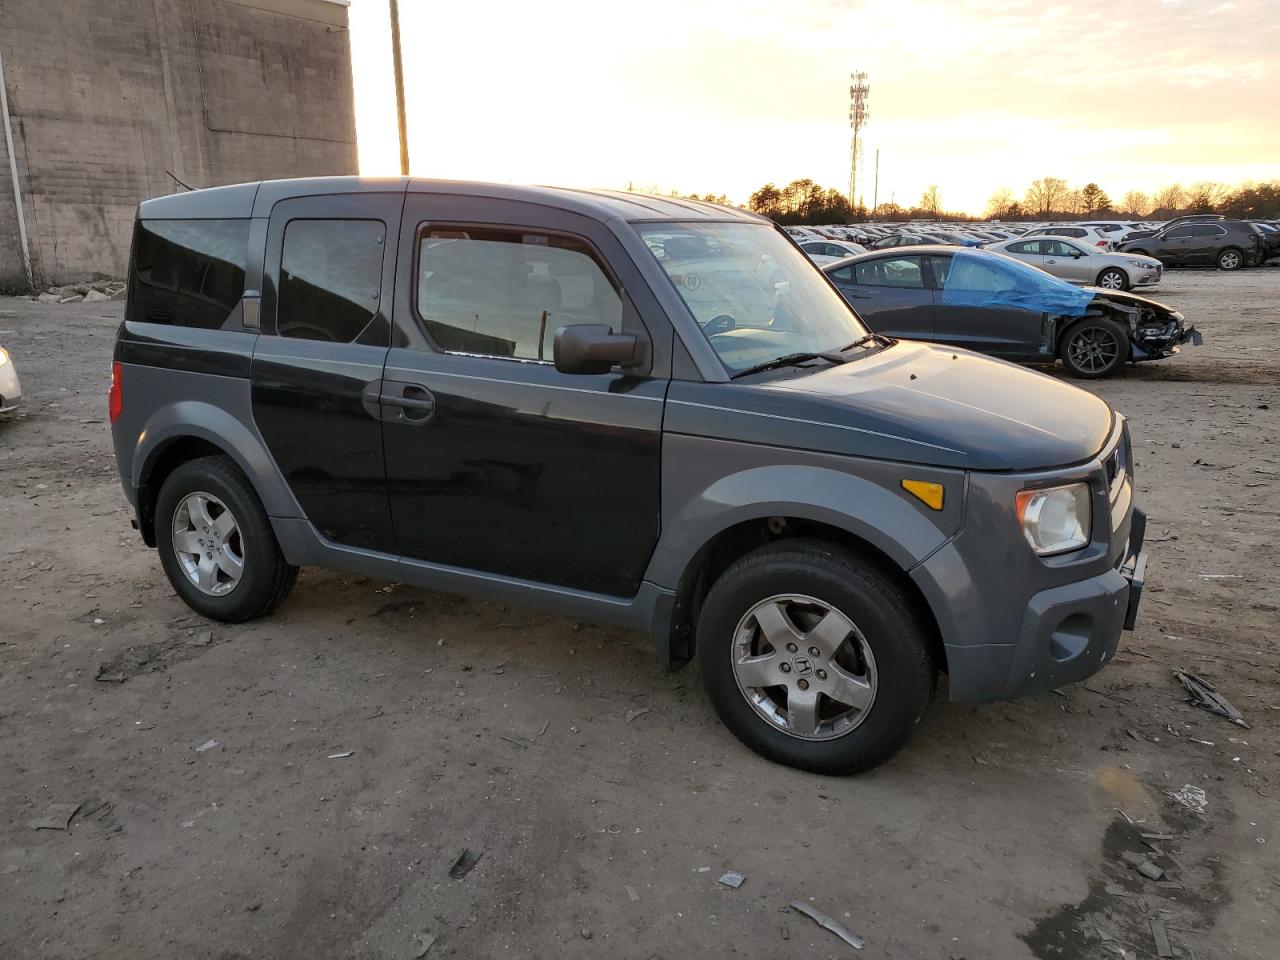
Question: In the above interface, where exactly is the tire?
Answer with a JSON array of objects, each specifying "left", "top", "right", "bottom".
[
  {"left": 1060, "top": 316, "right": 1129, "bottom": 379},
  {"left": 1217, "top": 247, "right": 1243, "bottom": 271},
  {"left": 696, "top": 539, "right": 934, "bottom": 775},
  {"left": 155, "top": 456, "right": 298, "bottom": 622},
  {"left": 1096, "top": 267, "right": 1128, "bottom": 291}
]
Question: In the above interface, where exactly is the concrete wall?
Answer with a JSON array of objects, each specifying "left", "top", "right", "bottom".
[{"left": 0, "top": 0, "right": 356, "bottom": 289}]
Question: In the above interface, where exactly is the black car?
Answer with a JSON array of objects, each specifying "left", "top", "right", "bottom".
[
  {"left": 822, "top": 246, "right": 1198, "bottom": 378},
  {"left": 1119, "top": 219, "right": 1265, "bottom": 270}
]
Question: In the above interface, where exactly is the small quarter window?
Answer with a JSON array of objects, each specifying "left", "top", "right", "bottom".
[
  {"left": 416, "top": 227, "right": 622, "bottom": 360},
  {"left": 128, "top": 219, "right": 249, "bottom": 328},
  {"left": 278, "top": 219, "right": 385, "bottom": 342}
]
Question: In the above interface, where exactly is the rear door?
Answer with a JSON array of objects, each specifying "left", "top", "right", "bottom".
[
  {"left": 827, "top": 254, "right": 933, "bottom": 341},
  {"left": 1188, "top": 223, "right": 1226, "bottom": 264},
  {"left": 379, "top": 193, "right": 667, "bottom": 597},
  {"left": 1000, "top": 238, "right": 1045, "bottom": 271},
  {"left": 928, "top": 253, "right": 1043, "bottom": 357},
  {"left": 250, "top": 193, "right": 401, "bottom": 552}
]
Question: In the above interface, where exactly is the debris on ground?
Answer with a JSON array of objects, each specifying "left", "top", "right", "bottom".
[
  {"left": 625, "top": 884, "right": 639, "bottom": 902},
  {"left": 625, "top": 707, "right": 651, "bottom": 723},
  {"left": 195, "top": 739, "right": 219, "bottom": 752},
  {"left": 328, "top": 751, "right": 354, "bottom": 759},
  {"left": 192, "top": 630, "right": 213, "bottom": 646},
  {"left": 448, "top": 848, "right": 482, "bottom": 879},
  {"left": 718, "top": 870, "right": 745, "bottom": 888},
  {"left": 1168, "top": 784, "right": 1208, "bottom": 815},
  {"left": 1174, "top": 670, "right": 1249, "bottom": 727},
  {"left": 1121, "top": 851, "right": 1165, "bottom": 881},
  {"left": 412, "top": 932, "right": 437, "bottom": 957},
  {"left": 30, "top": 802, "right": 82, "bottom": 831},
  {"left": 1150, "top": 918, "right": 1173, "bottom": 958},
  {"left": 789, "top": 901, "right": 864, "bottom": 950}
]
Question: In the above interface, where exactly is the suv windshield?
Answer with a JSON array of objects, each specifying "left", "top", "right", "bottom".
[{"left": 638, "top": 221, "right": 870, "bottom": 375}]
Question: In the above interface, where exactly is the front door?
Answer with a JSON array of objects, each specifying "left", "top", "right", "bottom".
[
  {"left": 827, "top": 253, "right": 934, "bottom": 341},
  {"left": 927, "top": 253, "right": 1042, "bottom": 357},
  {"left": 381, "top": 194, "right": 666, "bottom": 597},
  {"left": 1154, "top": 226, "right": 1195, "bottom": 264},
  {"left": 1041, "top": 239, "right": 1091, "bottom": 283},
  {"left": 251, "top": 193, "right": 402, "bottom": 552}
]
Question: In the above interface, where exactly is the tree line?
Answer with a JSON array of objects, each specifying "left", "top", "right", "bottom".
[
  {"left": 986, "top": 178, "right": 1280, "bottom": 221},
  {"left": 656, "top": 176, "right": 1279, "bottom": 223}
]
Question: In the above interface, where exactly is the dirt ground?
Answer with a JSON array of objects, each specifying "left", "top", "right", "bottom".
[{"left": 1, "top": 268, "right": 1277, "bottom": 960}]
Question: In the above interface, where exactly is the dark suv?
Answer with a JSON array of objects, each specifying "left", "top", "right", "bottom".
[
  {"left": 111, "top": 178, "right": 1148, "bottom": 774},
  {"left": 1119, "top": 218, "right": 1265, "bottom": 270}
]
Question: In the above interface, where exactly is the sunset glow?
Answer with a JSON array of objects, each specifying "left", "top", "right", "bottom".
[{"left": 349, "top": 0, "right": 1279, "bottom": 214}]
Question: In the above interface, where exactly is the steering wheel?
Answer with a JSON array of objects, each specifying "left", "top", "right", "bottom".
[{"left": 702, "top": 314, "right": 737, "bottom": 337}]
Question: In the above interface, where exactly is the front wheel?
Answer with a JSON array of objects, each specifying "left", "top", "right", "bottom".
[
  {"left": 155, "top": 456, "right": 298, "bottom": 622},
  {"left": 1096, "top": 267, "right": 1128, "bottom": 291},
  {"left": 1217, "top": 247, "right": 1243, "bottom": 271},
  {"left": 696, "top": 540, "right": 934, "bottom": 775},
  {"left": 1061, "top": 317, "right": 1129, "bottom": 379}
]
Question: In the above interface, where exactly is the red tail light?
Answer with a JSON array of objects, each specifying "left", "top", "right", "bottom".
[{"left": 108, "top": 361, "right": 123, "bottom": 423}]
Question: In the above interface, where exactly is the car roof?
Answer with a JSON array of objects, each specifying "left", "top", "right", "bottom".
[
  {"left": 136, "top": 176, "right": 768, "bottom": 225},
  {"left": 822, "top": 243, "right": 984, "bottom": 268}
]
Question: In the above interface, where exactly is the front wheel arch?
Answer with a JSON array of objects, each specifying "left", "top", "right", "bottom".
[{"left": 664, "top": 516, "right": 947, "bottom": 678}]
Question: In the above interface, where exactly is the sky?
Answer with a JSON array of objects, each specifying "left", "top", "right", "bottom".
[{"left": 348, "top": 0, "right": 1280, "bottom": 215}]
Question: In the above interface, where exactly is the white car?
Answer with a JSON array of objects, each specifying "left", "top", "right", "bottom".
[
  {"left": 986, "top": 236, "right": 1163, "bottom": 290},
  {"left": 0, "top": 345, "right": 21, "bottom": 418},
  {"left": 798, "top": 239, "right": 869, "bottom": 265},
  {"left": 1020, "top": 224, "right": 1118, "bottom": 251}
]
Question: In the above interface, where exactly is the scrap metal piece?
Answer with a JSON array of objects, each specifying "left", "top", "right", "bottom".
[
  {"left": 789, "top": 900, "right": 864, "bottom": 951},
  {"left": 448, "top": 848, "right": 482, "bottom": 879},
  {"left": 718, "top": 871, "right": 745, "bottom": 889},
  {"left": 1174, "top": 670, "right": 1249, "bottom": 728},
  {"left": 30, "top": 802, "right": 82, "bottom": 831}
]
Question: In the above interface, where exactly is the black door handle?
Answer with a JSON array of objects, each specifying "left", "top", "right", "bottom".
[{"left": 381, "top": 392, "right": 435, "bottom": 412}]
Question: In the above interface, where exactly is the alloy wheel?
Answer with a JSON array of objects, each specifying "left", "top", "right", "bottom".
[
  {"left": 1098, "top": 269, "right": 1124, "bottom": 290},
  {"left": 1067, "top": 327, "right": 1120, "bottom": 374},
  {"left": 1219, "top": 250, "right": 1241, "bottom": 270},
  {"left": 171, "top": 492, "right": 244, "bottom": 596},
  {"left": 730, "top": 594, "right": 878, "bottom": 741}
]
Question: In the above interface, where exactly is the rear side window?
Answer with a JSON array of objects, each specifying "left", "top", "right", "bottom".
[
  {"left": 1006, "top": 240, "right": 1040, "bottom": 254},
  {"left": 1189, "top": 224, "right": 1226, "bottom": 237},
  {"left": 128, "top": 219, "right": 249, "bottom": 328},
  {"left": 416, "top": 226, "right": 622, "bottom": 361},
  {"left": 277, "top": 219, "right": 385, "bottom": 342}
]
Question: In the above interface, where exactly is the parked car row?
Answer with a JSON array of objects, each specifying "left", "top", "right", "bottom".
[{"left": 791, "top": 214, "right": 1279, "bottom": 273}]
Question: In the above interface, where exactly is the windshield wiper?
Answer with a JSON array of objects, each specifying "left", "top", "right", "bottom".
[{"left": 730, "top": 351, "right": 850, "bottom": 379}]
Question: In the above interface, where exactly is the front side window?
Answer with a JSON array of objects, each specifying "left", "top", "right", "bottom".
[
  {"left": 278, "top": 219, "right": 385, "bottom": 342},
  {"left": 933, "top": 251, "right": 1093, "bottom": 317},
  {"left": 638, "top": 221, "right": 869, "bottom": 375},
  {"left": 417, "top": 227, "right": 622, "bottom": 360},
  {"left": 128, "top": 219, "right": 249, "bottom": 328},
  {"left": 1043, "top": 240, "right": 1079, "bottom": 257},
  {"left": 854, "top": 256, "right": 924, "bottom": 288},
  {"left": 1162, "top": 226, "right": 1194, "bottom": 239}
]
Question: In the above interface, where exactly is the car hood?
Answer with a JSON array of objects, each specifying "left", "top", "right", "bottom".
[
  {"left": 668, "top": 341, "right": 1115, "bottom": 471},
  {"left": 1082, "top": 287, "right": 1181, "bottom": 316}
]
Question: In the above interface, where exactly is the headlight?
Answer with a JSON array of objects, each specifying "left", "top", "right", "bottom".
[
  {"left": 1016, "top": 483, "right": 1092, "bottom": 555},
  {"left": 1126, "top": 259, "right": 1152, "bottom": 269},
  {"left": 0, "top": 347, "right": 9, "bottom": 366}
]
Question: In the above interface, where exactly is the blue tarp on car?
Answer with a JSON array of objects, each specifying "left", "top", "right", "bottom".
[{"left": 937, "top": 251, "right": 1094, "bottom": 317}]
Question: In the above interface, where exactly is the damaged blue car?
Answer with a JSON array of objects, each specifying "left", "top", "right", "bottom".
[{"left": 823, "top": 246, "right": 1200, "bottom": 378}]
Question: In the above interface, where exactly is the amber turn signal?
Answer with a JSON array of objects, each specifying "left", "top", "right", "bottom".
[{"left": 901, "top": 479, "right": 944, "bottom": 510}]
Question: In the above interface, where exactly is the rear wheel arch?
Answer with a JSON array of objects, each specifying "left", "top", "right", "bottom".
[{"left": 663, "top": 516, "right": 946, "bottom": 679}]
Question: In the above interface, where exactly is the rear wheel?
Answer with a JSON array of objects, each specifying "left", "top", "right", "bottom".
[
  {"left": 1061, "top": 317, "right": 1128, "bottom": 379},
  {"left": 696, "top": 540, "right": 934, "bottom": 775},
  {"left": 1096, "top": 267, "right": 1128, "bottom": 291},
  {"left": 156, "top": 456, "right": 298, "bottom": 622},
  {"left": 1217, "top": 247, "right": 1243, "bottom": 270}
]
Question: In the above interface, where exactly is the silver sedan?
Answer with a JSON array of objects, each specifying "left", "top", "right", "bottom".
[
  {"left": 986, "top": 236, "right": 1163, "bottom": 290},
  {"left": 0, "top": 345, "right": 21, "bottom": 418}
]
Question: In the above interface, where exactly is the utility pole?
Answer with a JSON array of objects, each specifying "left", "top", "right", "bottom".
[
  {"left": 0, "top": 44, "right": 33, "bottom": 289},
  {"left": 389, "top": 0, "right": 410, "bottom": 176},
  {"left": 871, "top": 149, "right": 879, "bottom": 221},
  {"left": 847, "top": 72, "right": 869, "bottom": 210}
]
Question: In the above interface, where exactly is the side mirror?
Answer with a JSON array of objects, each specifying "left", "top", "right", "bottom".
[
  {"left": 553, "top": 323, "right": 639, "bottom": 375},
  {"left": 1072, "top": 250, "right": 1085, "bottom": 258}
]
